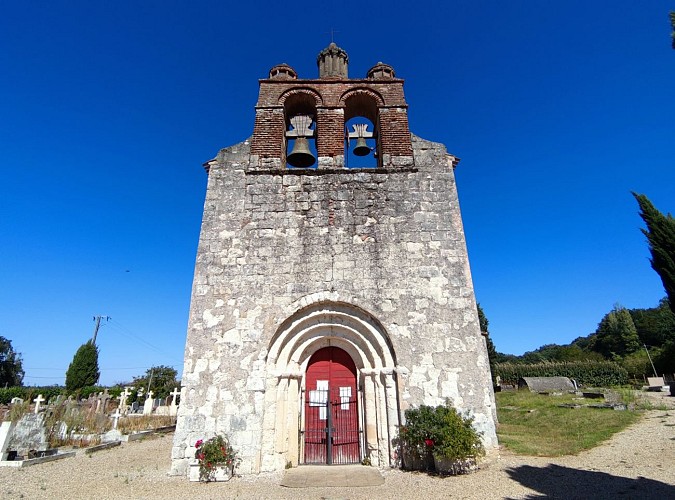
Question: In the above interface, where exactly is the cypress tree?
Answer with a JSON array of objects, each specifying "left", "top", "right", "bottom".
[
  {"left": 65, "top": 340, "right": 100, "bottom": 391},
  {"left": 633, "top": 193, "right": 675, "bottom": 315}
]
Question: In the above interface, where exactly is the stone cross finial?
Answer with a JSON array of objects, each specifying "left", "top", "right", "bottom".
[{"left": 33, "top": 394, "right": 45, "bottom": 414}]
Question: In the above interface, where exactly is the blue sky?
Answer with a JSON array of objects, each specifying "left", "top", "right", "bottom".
[{"left": 1, "top": 2, "right": 674, "bottom": 386}]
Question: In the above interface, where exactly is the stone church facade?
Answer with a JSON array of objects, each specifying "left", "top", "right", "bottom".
[{"left": 171, "top": 43, "right": 497, "bottom": 476}]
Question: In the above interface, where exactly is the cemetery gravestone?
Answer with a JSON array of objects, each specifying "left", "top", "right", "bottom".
[
  {"left": 169, "top": 387, "right": 180, "bottom": 417},
  {"left": 6, "top": 413, "right": 48, "bottom": 458},
  {"left": 98, "top": 389, "right": 110, "bottom": 414},
  {"left": 111, "top": 408, "right": 121, "bottom": 430},
  {"left": 0, "top": 421, "right": 17, "bottom": 460},
  {"left": 32, "top": 394, "right": 45, "bottom": 414},
  {"left": 143, "top": 391, "right": 154, "bottom": 416},
  {"left": 519, "top": 377, "right": 576, "bottom": 393}
]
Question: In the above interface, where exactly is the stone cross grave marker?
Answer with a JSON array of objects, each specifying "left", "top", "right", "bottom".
[
  {"left": 98, "top": 388, "right": 110, "bottom": 414},
  {"left": 33, "top": 394, "right": 45, "bottom": 414},
  {"left": 143, "top": 390, "right": 154, "bottom": 415},
  {"left": 112, "top": 408, "right": 121, "bottom": 430},
  {"left": 118, "top": 386, "right": 133, "bottom": 415},
  {"left": 169, "top": 387, "right": 180, "bottom": 417}
]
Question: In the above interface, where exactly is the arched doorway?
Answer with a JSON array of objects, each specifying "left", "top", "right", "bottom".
[
  {"left": 304, "top": 346, "right": 359, "bottom": 464},
  {"left": 262, "top": 300, "right": 400, "bottom": 470}
]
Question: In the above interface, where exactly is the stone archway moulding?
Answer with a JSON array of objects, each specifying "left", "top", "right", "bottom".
[{"left": 260, "top": 298, "right": 401, "bottom": 470}]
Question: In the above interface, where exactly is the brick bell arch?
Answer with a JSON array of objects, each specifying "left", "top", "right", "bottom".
[{"left": 259, "top": 301, "right": 400, "bottom": 471}]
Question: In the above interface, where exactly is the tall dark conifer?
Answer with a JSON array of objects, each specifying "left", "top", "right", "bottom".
[
  {"left": 65, "top": 340, "right": 100, "bottom": 391},
  {"left": 633, "top": 193, "right": 675, "bottom": 315}
]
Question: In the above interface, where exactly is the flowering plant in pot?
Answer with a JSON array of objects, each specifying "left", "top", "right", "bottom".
[
  {"left": 396, "top": 405, "right": 439, "bottom": 471},
  {"left": 194, "top": 435, "right": 240, "bottom": 482}
]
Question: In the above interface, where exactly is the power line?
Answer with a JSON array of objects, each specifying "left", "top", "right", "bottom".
[
  {"left": 25, "top": 365, "right": 182, "bottom": 372},
  {"left": 105, "top": 318, "right": 182, "bottom": 360},
  {"left": 92, "top": 315, "right": 110, "bottom": 344}
]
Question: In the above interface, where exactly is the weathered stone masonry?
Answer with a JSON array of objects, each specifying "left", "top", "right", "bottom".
[{"left": 171, "top": 43, "right": 497, "bottom": 476}]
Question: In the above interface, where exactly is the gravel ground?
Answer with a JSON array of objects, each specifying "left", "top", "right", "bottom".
[{"left": 2, "top": 393, "right": 674, "bottom": 499}]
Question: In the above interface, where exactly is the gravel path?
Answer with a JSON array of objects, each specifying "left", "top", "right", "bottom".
[{"left": 2, "top": 396, "right": 674, "bottom": 499}]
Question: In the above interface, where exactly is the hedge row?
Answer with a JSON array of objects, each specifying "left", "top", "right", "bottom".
[
  {"left": 495, "top": 360, "right": 629, "bottom": 387},
  {"left": 0, "top": 386, "right": 124, "bottom": 405}
]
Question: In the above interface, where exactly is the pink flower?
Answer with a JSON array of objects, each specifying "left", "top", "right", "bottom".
[
  {"left": 195, "top": 439, "right": 203, "bottom": 448},
  {"left": 424, "top": 439, "right": 434, "bottom": 447}
]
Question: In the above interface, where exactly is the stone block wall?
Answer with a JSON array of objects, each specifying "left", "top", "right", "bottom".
[{"left": 171, "top": 133, "right": 497, "bottom": 475}]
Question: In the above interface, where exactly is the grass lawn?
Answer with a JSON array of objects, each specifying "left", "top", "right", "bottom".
[{"left": 495, "top": 390, "right": 641, "bottom": 456}]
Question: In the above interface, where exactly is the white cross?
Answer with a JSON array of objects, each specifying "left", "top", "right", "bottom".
[
  {"left": 146, "top": 390, "right": 154, "bottom": 400},
  {"left": 112, "top": 408, "right": 121, "bottom": 429},
  {"left": 33, "top": 394, "right": 45, "bottom": 414},
  {"left": 170, "top": 387, "right": 181, "bottom": 406}
]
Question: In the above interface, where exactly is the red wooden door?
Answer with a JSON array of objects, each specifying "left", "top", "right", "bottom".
[{"left": 304, "top": 347, "right": 359, "bottom": 464}]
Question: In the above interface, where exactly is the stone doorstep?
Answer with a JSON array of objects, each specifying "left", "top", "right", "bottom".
[
  {"left": 0, "top": 451, "right": 76, "bottom": 468},
  {"left": 280, "top": 465, "right": 384, "bottom": 488}
]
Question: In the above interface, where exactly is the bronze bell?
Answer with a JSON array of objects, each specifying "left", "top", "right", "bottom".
[
  {"left": 287, "top": 137, "right": 315, "bottom": 168},
  {"left": 353, "top": 137, "right": 370, "bottom": 156}
]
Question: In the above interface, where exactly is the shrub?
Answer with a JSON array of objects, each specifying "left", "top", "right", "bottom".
[
  {"left": 495, "top": 360, "right": 628, "bottom": 387},
  {"left": 429, "top": 406, "right": 484, "bottom": 464},
  {"left": 398, "top": 402, "right": 484, "bottom": 474}
]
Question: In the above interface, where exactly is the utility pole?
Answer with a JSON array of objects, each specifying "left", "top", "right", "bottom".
[
  {"left": 92, "top": 315, "right": 110, "bottom": 345},
  {"left": 644, "top": 344, "right": 658, "bottom": 377}
]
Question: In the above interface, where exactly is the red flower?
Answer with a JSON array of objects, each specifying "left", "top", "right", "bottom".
[
  {"left": 424, "top": 439, "right": 434, "bottom": 447},
  {"left": 195, "top": 439, "right": 203, "bottom": 448}
]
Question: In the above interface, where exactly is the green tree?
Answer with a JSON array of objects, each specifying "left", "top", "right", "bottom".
[
  {"left": 629, "top": 298, "right": 675, "bottom": 347},
  {"left": 65, "top": 340, "right": 100, "bottom": 391},
  {"left": 521, "top": 343, "right": 603, "bottom": 363},
  {"left": 654, "top": 340, "right": 675, "bottom": 374},
  {"left": 0, "top": 336, "right": 24, "bottom": 387},
  {"left": 132, "top": 365, "right": 179, "bottom": 398},
  {"left": 633, "top": 193, "right": 675, "bottom": 315},
  {"left": 594, "top": 305, "right": 641, "bottom": 358}
]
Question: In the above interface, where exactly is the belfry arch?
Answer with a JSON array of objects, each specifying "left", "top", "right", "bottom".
[{"left": 260, "top": 301, "right": 400, "bottom": 470}]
